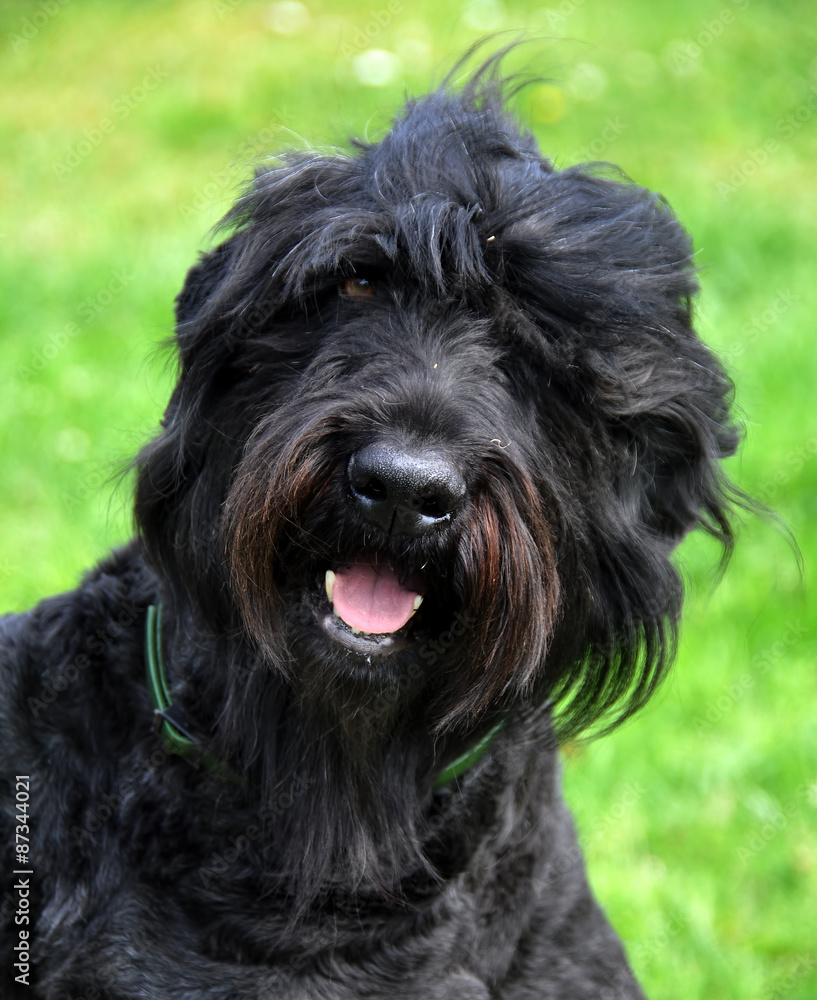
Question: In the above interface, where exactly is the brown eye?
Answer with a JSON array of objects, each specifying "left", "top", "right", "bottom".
[{"left": 339, "top": 277, "right": 375, "bottom": 298}]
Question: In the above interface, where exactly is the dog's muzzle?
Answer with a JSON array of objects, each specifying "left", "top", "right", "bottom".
[{"left": 304, "top": 443, "right": 465, "bottom": 658}]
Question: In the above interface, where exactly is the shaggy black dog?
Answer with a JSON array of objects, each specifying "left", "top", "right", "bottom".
[{"left": 1, "top": 56, "right": 739, "bottom": 999}]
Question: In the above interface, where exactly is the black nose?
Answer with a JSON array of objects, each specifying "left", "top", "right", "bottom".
[{"left": 347, "top": 443, "right": 467, "bottom": 536}]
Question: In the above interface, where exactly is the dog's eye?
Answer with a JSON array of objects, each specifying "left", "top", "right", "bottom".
[{"left": 339, "top": 278, "right": 375, "bottom": 298}]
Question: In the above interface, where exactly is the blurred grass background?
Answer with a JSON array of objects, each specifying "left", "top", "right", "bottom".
[{"left": 1, "top": 0, "right": 815, "bottom": 995}]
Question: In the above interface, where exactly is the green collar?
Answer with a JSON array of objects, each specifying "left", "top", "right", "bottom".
[
  {"left": 145, "top": 603, "right": 503, "bottom": 788},
  {"left": 432, "top": 721, "right": 505, "bottom": 788},
  {"left": 145, "top": 603, "right": 235, "bottom": 779}
]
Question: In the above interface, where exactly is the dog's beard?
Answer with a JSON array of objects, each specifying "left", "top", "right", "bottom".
[{"left": 208, "top": 405, "right": 560, "bottom": 916}]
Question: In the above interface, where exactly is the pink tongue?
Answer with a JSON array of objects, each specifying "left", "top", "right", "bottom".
[{"left": 331, "top": 563, "right": 420, "bottom": 635}]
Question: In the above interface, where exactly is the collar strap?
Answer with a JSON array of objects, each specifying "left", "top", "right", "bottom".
[
  {"left": 145, "top": 604, "right": 503, "bottom": 788},
  {"left": 433, "top": 721, "right": 505, "bottom": 788},
  {"left": 145, "top": 604, "right": 236, "bottom": 779}
]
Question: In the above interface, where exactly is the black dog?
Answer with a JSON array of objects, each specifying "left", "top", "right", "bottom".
[{"left": 1, "top": 56, "right": 739, "bottom": 998}]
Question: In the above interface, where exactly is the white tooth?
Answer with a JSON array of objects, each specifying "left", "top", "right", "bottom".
[
  {"left": 412, "top": 594, "right": 424, "bottom": 611},
  {"left": 325, "top": 569, "right": 336, "bottom": 603}
]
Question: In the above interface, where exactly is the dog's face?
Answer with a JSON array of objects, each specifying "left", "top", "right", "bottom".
[{"left": 135, "top": 79, "right": 738, "bottom": 741}]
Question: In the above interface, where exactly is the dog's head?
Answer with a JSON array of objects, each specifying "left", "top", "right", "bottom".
[{"left": 136, "top": 64, "right": 739, "bottom": 745}]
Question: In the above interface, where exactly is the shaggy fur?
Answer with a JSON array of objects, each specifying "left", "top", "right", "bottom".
[{"left": 1, "top": 55, "right": 739, "bottom": 998}]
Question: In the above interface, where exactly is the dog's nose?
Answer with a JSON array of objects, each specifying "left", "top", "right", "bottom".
[{"left": 347, "top": 444, "right": 466, "bottom": 536}]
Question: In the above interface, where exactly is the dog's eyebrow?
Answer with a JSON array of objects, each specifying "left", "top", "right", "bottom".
[{"left": 265, "top": 211, "right": 393, "bottom": 299}]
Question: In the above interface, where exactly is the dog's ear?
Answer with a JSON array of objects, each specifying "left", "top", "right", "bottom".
[
  {"left": 504, "top": 168, "right": 746, "bottom": 737},
  {"left": 585, "top": 180, "right": 742, "bottom": 555},
  {"left": 176, "top": 243, "right": 232, "bottom": 326},
  {"left": 504, "top": 166, "right": 740, "bottom": 550},
  {"left": 173, "top": 241, "right": 237, "bottom": 366}
]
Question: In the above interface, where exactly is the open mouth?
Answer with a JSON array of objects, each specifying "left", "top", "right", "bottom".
[{"left": 316, "top": 558, "right": 425, "bottom": 657}]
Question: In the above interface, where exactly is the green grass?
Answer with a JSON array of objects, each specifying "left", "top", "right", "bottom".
[{"left": 1, "top": 1, "right": 815, "bottom": 994}]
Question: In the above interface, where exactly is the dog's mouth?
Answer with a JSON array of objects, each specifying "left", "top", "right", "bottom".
[{"left": 315, "top": 557, "right": 425, "bottom": 657}]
